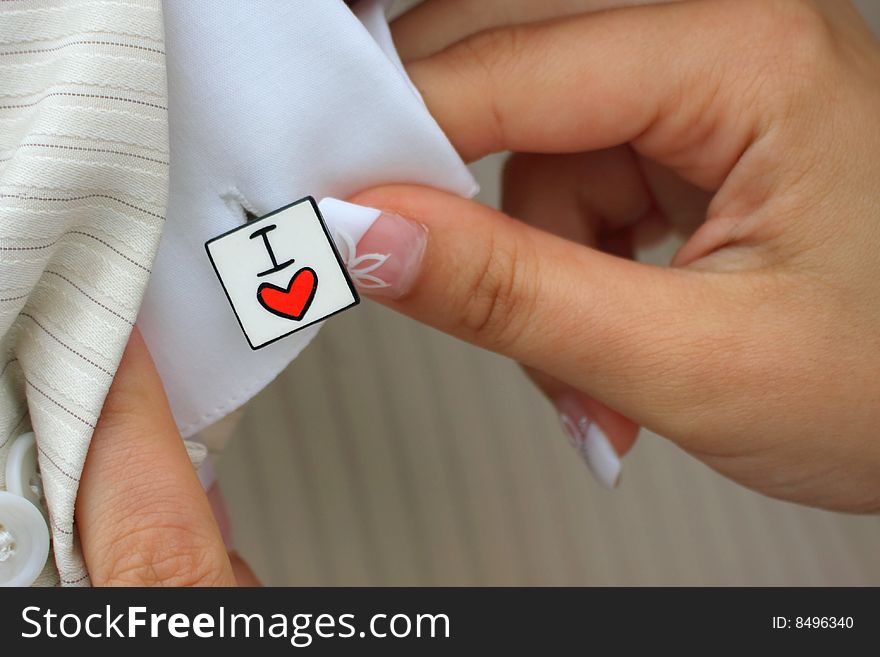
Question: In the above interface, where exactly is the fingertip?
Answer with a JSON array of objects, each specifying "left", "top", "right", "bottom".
[
  {"left": 581, "top": 394, "right": 640, "bottom": 457},
  {"left": 78, "top": 331, "right": 234, "bottom": 586},
  {"left": 229, "top": 552, "right": 261, "bottom": 587},
  {"left": 526, "top": 368, "right": 639, "bottom": 458},
  {"left": 554, "top": 391, "right": 639, "bottom": 489}
]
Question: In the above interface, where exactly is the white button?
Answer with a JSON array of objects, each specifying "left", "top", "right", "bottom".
[
  {"left": 6, "top": 432, "right": 43, "bottom": 509},
  {"left": 0, "top": 491, "right": 50, "bottom": 587}
]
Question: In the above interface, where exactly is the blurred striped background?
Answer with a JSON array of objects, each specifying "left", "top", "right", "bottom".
[{"left": 217, "top": 1, "right": 880, "bottom": 586}]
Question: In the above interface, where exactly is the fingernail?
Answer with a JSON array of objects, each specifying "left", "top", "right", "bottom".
[
  {"left": 319, "top": 198, "right": 427, "bottom": 300},
  {"left": 555, "top": 394, "right": 621, "bottom": 489}
]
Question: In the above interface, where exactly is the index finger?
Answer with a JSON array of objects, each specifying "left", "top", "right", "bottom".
[
  {"left": 75, "top": 330, "right": 235, "bottom": 586},
  {"left": 406, "top": 0, "right": 763, "bottom": 189},
  {"left": 392, "top": 0, "right": 686, "bottom": 61}
]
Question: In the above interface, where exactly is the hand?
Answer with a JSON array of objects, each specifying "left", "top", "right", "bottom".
[
  {"left": 76, "top": 330, "right": 258, "bottom": 585},
  {"left": 392, "top": 0, "right": 684, "bottom": 62},
  {"left": 347, "top": 0, "right": 880, "bottom": 511},
  {"left": 393, "top": 0, "right": 687, "bottom": 486}
]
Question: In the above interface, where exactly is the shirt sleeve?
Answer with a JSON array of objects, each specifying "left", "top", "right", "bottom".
[{"left": 137, "top": 0, "right": 476, "bottom": 438}]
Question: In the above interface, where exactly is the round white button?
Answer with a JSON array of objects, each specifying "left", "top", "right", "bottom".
[
  {"left": 0, "top": 491, "right": 50, "bottom": 587},
  {"left": 6, "top": 432, "right": 43, "bottom": 509}
]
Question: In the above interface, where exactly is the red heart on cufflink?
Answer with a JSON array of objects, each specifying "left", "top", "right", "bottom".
[
  {"left": 256, "top": 267, "right": 318, "bottom": 321},
  {"left": 206, "top": 197, "right": 358, "bottom": 348}
]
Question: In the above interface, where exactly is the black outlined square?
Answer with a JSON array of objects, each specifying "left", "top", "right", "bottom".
[{"left": 205, "top": 196, "right": 359, "bottom": 349}]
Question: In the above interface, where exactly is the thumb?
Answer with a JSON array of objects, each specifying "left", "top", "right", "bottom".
[
  {"left": 76, "top": 329, "right": 236, "bottom": 586},
  {"left": 347, "top": 185, "right": 754, "bottom": 440}
]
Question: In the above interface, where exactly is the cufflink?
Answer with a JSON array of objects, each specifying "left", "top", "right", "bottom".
[{"left": 205, "top": 197, "right": 359, "bottom": 349}]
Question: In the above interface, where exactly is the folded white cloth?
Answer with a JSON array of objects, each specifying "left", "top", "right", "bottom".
[
  {"left": 139, "top": 0, "right": 475, "bottom": 439},
  {"left": 1, "top": 0, "right": 472, "bottom": 585}
]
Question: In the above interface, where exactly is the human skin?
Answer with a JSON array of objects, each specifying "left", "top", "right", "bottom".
[
  {"left": 349, "top": 0, "right": 880, "bottom": 511},
  {"left": 76, "top": 0, "right": 880, "bottom": 586},
  {"left": 76, "top": 330, "right": 258, "bottom": 586}
]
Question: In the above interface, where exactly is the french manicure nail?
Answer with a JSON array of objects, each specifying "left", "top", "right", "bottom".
[
  {"left": 555, "top": 394, "right": 621, "bottom": 489},
  {"left": 319, "top": 198, "right": 427, "bottom": 300}
]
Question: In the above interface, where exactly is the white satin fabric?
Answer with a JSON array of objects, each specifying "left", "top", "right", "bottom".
[{"left": 139, "top": 0, "right": 475, "bottom": 437}]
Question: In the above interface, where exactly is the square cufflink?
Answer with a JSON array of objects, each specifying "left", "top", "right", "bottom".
[{"left": 205, "top": 196, "right": 359, "bottom": 349}]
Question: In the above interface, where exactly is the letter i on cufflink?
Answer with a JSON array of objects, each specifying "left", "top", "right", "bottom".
[{"left": 205, "top": 197, "right": 359, "bottom": 349}]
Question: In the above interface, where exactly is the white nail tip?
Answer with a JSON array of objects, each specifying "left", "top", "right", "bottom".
[
  {"left": 320, "top": 198, "right": 395, "bottom": 290},
  {"left": 558, "top": 411, "right": 621, "bottom": 490},
  {"left": 583, "top": 422, "right": 621, "bottom": 490},
  {"left": 331, "top": 226, "right": 392, "bottom": 290},
  {"left": 319, "top": 197, "right": 382, "bottom": 244}
]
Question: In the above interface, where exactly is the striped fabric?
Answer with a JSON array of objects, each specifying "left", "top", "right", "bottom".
[{"left": 0, "top": 0, "right": 168, "bottom": 585}]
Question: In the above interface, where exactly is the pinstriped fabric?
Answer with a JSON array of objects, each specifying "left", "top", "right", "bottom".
[{"left": 0, "top": 0, "right": 168, "bottom": 586}]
